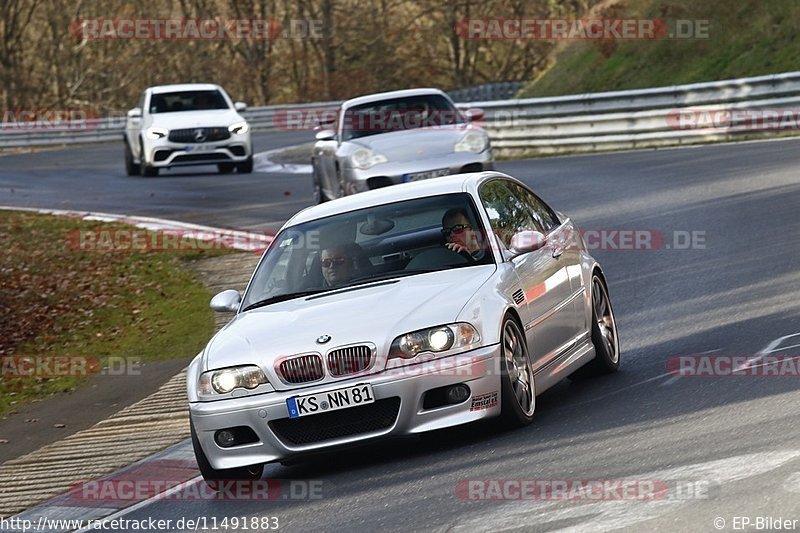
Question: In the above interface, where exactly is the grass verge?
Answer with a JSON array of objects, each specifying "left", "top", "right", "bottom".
[{"left": 0, "top": 211, "right": 225, "bottom": 415}]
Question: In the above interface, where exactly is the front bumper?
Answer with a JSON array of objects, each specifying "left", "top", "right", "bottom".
[
  {"left": 190, "top": 345, "right": 502, "bottom": 469},
  {"left": 143, "top": 135, "right": 252, "bottom": 168},
  {"left": 342, "top": 149, "right": 494, "bottom": 194}
]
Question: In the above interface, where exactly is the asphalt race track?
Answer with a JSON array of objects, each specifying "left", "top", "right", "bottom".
[{"left": 1, "top": 135, "right": 799, "bottom": 531}]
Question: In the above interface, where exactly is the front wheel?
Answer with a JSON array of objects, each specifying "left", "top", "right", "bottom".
[
  {"left": 139, "top": 140, "right": 158, "bottom": 177},
  {"left": 190, "top": 420, "right": 263, "bottom": 487},
  {"left": 498, "top": 316, "right": 535, "bottom": 427},
  {"left": 311, "top": 166, "right": 327, "bottom": 204},
  {"left": 574, "top": 274, "right": 620, "bottom": 378},
  {"left": 124, "top": 139, "right": 140, "bottom": 176},
  {"left": 237, "top": 156, "right": 253, "bottom": 174}
]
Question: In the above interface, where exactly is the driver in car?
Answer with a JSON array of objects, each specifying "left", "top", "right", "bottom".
[
  {"left": 442, "top": 208, "right": 486, "bottom": 262},
  {"left": 320, "top": 244, "right": 357, "bottom": 287}
]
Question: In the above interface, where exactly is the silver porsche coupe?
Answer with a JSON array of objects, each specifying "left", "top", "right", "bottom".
[
  {"left": 187, "top": 171, "right": 619, "bottom": 482},
  {"left": 310, "top": 88, "right": 493, "bottom": 202}
]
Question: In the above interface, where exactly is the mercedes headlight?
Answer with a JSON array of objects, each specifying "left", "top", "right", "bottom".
[
  {"left": 228, "top": 121, "right": 250, "bottom": 135},
  {"left": 454, "top": 132, "right": 488, "bottom": 153},
  {"left": 145, "top": 127, "right": 168, "bottom": 140},
  {"left": 350, "top": 148, "right": 388, "bottom": 169},
  {"left": 199, "top": 365, "right": 268, "bottom": 395},
  {"left": 388, "top": 323, "right": 480, "bottom": 360}
]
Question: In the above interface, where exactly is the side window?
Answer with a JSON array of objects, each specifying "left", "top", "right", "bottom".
[
  {"left": 479, "top": 180, "right": 541, "bottom": 248},
  {"left": 506, "top": 183, "right": 561, "bottom": 233}
]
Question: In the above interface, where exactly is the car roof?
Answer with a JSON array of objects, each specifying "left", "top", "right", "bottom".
[
  {"left": 342, "top": 88, "right": 450, "bottom": 110},
  {"left": 285, "top": 171, "right": 513, "bottom": 227},
  {"left": 148, "top": 83, "right": 223, "bottom": 94}
]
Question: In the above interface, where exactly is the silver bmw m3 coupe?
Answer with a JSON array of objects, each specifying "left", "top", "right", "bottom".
[{"left": 187, "top": 171, "right": 619, "bottom": 482}]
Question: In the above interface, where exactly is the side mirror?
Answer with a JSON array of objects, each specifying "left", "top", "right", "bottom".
[
  {"left": 464, "top": 108, "right": 484, "bottom": 122},
  {"left": 234, "top": 101, "right": 247, "bottom": 112},
  {"left": 127, "top": 107, "right": 142, "bottom": 119},
  {"left": 210, "top": 289, "right": 241, "bottom": 313},
  {"left": 510, "top": 230, "right": 546, "bottom": 255},
  {"left": 315, "top": 129, "right": 336, "bottom": 141}
]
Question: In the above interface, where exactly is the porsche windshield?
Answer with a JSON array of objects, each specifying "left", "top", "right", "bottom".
[
  {"left": 241, "top": 193, "right": 493, "bottom": 310},
  {"left": 341, "top": 94, "right": 464, "bottom": 141}
]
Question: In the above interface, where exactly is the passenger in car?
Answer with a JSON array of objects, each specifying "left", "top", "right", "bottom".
[{"left": 320, "top": 243, "right": 374, "bottom": 287}]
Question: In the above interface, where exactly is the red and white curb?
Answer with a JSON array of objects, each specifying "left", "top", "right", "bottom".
[{"left": 0, "top": 206, "right": 275, "bottom": 252}]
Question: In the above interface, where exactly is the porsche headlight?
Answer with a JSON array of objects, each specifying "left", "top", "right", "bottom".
[
  {"left": 389, "top": 323, "right": 480, "bottom": 360},
  {"left": 145, "top": 127, "right": 168, "bottom": 140},
  {"left": 228, "top": 121, "right": 250, "bottom": 135},
  {"left": 350, "top": 148, "right": 388, "bottom": 169},
  {"left": 199, "top": 365, "right": 268, "bottom": 395},
  {"left": 454, "top": 132, "right": 488, "bottom": 153}
]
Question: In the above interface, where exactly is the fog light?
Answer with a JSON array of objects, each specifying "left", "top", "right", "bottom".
[
  {"left": 215, "top": 430, "right": 236, "bottom": 448},
  {"left": 445, "top": 384, "right": 470, "bottom": 404}
]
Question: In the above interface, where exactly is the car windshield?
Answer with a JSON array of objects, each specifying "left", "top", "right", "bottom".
[
  {"left": 149, "top": 90, "right": 229, "bottom": 114},
  {"left": 341, "top": 94, "right": 464, "bottom": 141},
  {"left": 241, "top": 193, "right": 494, "bottom": 310}
]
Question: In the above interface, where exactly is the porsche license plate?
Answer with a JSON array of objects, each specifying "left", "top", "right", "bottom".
[
  {"left": 403, "top": 168, "right": 449, "bottom": 182},
  {"left": 286, "top": 384, "right": 375, "bottom": 418}
]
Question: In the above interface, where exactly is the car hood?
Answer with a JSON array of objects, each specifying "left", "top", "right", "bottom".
[
  {"left": 349, "top": 123, "right": 481, "bottom": 160},
  {"left": 203, "top": 265, "right": 495, "bottom": 377},
  {"left": 149, "top": 109, "right": 244, "bottom": 129}
]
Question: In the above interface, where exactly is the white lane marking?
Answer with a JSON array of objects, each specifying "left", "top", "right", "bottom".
[
  {"left": 660, "top": 349, "right": 720, "bottom": 386},
  {"left": 450, "top": 450, "right": 800, "bottom": 533},
  {"left": 71, "top": 475, "right": 203, "bottom": 533},
  {"left": 762, "top": 342, "right": 800, "bottom": 355},
  {"left": 565, "top": 371, "right": 675, "bottom": 409},
  {"left": 733, "top": 331, "right": 800, "bottom": 373}
]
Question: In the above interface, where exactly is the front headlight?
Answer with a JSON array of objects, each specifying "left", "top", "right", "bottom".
[
  {"left": 198, "top": 365, "right": 268, "bottom": 395},
  {"left": 388, "top": 323, "right": 480, "bottom": 360},
  {"left": 350, "top": 148, "right": 388, "bottom": 169},
  {"left": 454, "top": 132, "right": 488, "bottom": 153},
  {"left": 145, "top": 127, "right": 168, "bottom": 140},
  {"left": 228, "top": 121, "right": 250, "bottom": 135}
]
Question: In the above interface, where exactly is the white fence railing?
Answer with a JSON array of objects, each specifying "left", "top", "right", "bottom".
[{"left": 3, "top": 71, "right": 800, "bottom": 156}]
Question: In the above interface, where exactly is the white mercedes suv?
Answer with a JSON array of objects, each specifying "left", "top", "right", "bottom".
[{"left": 124, "top": 83, "right": 253, "bottom": 177}]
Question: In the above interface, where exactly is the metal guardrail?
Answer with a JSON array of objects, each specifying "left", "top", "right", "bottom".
[{"left": 3, "top": 71, "right": 800, "bottom": 156}]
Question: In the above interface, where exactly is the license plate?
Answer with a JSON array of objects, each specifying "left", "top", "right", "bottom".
[
  {"left": 184, "top": 144, "right": 217, "bottom": 152},
  {"left": 286, "top": 384, "right": 375, "bottom": 419},
  {"left": 403, "top": 168, "right": 449, "bottom": 182}
]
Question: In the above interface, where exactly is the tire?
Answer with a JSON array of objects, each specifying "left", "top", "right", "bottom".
[
  {"left": 218, "top": 163, "right": 235, "bottom": 174},
  {"left": 237, "top": 156, "right": 253, "bottom": 174},
  {"left": 139, "top": 140, "right": 158, "bottom": 177},
  {"left": 574, "top": 274, "right": 620, "bottom": 377},
  {"left": 312, "top": 167, "right": 327, "bottom": 204},
  {"left": 124, "top": 139, "right": 140, "bottom": 176},
  {"left": 498, "top": 316, "right": 535, "bottom": 427},
  {"left": 190, "top": 419, "right": 263, "bottom": 487}
]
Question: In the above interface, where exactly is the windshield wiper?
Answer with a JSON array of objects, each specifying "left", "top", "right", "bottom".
[{"left": 241, "top": 289, "right": 332, "bottom": 312}]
